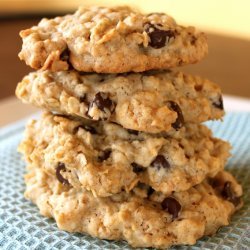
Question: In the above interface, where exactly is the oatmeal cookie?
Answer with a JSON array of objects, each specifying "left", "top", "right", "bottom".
[
  {"left": 16, "top": 70, "right": 224, "bottom": 133},
  {"left": 19, "top": 112, "right": 230, "bottom": 197},
  {"left": 24, "top": 167, "right": 242, "bottom": 248},
  {"left": 18, "top": 6, "right": 208, "bottom": 73}
]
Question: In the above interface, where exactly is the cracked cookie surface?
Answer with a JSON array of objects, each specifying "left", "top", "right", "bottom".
[
  {"left": 19, "top": 112, "right": 230, "bottom": 197},
  {"left": 16, "top": 70, "right": 224, "bottom": 133},
  {"left": 24, "top": 167, "right": 242, "bottom": 249},
  {"left": 18, "top": 6, "right": 208, "bottom": 73}
]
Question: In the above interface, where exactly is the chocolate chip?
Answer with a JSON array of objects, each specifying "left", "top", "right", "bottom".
[
  {"left": 59, "top": 48, "right": 74, "bottom": 69},
  {"left": 150, "top": 155, "right": 170, "bottom": 170},
  {"left": 79, "top": 95, "right": 86, "bottom": 103},
  {"left": 60, "top": 48, "right": 70, "bottom": 62},
  {"left": 161, "top": 197, "right": 181, "bottom": 219},
  {"left": 98, "top": 149, "right": 111, "bottom": 162},
  {"left": 145, "top": 23, "right": 175, "bottom": 49},
  {"left": 127, "top": 129, "right": 139, "bottom": 135},
  {"left": 194, "top": 84, "right": 203, "bottom": 91},
  {"left": 168, "top": 101, "right": 184, "bottom": 130},
  {"left": 209, "top": 178, "right": 222, "bottom": 188},
  {"left": 90, "top": 92, "right": 115, "bottom": 113},
  {"left": 147, "top": 187, "right": 155, "bottom": 196},
  {"left": 212, "top": 95, "right": 224, "bottom": 110},
  {"left": 131, "top": 162, "right": 145, "bottom": 173},
  {"left": 221, "top": 182, "right": 241, "bottom": 206},
  {"left": 56, "top": 162, "right": 69, "bottom": 185},
  {"left": 73, "top": 125, "right": 97, "bottom": 135}
]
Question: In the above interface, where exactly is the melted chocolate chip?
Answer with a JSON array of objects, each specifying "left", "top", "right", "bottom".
[
  {"left": 56, "top": 162, "right": 69, "bottom": 185},
  {"left": 168, "top": 101, "right": 184, "bottom": 130},
  {"left": 73, "top": 125, "right": 97, "bottom": 135},
  {"left": 127, "top": 129, "right": 139, "bottom": 135},
  {"left": 60, "top": 48, "right": 70, "bottom": 61},
  {"left": 131, "top": 162, "right": 145, "bottom": 173},
  {"left": 222, "top": 182, "right": 241, "bottom": 206},
  {"left": 161, "top": 197, "right": 181, "bottom": 219},
  {"left": 91, "top": 92, "right": 115, "bottom": 113},
  {"left": 98, "top": 149, "right": 111, "bottom": 162},
  {"left": 150, "top": 155, "right": 170, "bottom": 170},
  {"left": 145, "top": 23, "right": 175, "bottom": 49},
  {"left": 212, "top": 95, "right": 224, "bottom": 110}
]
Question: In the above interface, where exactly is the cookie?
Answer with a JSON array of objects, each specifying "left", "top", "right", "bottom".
[
  {"left": 18, "top": 6, "right": 207, "bottom": 73},
  {"left": 24, "top": 167, "right": 243, "bottom": 249},
  {"left": 16, "top": 70, "right": 224, "bottom": 133},
  {"left": 19, "top": 112, "right": 230, "bottom": 197}
]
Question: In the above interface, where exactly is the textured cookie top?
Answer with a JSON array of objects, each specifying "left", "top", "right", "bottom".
[
  {"left": 18, "top": 6, "right": 208, "bottom": 72},
  {"left": 16, "top": 70, "right": 224, "bottom": 133},
  {"left": 19, "top": 112, "right": 230, "bottom": 197},
  {"left": 25, "top": 167, "right": 242, "bottom": 248}
]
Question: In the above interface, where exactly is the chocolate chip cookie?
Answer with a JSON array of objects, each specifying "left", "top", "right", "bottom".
[
  {"left": 19, "top": 112, "right": 230, "bottom": 197},
  {"left": 24, "top": 167, "right": 242, "bottom": 248},
  {"left": 16, "top": 70, "right": 224, "bottom": 133},
  {"left": 18, "top": 6, "right": 207, "bottom": 73}
]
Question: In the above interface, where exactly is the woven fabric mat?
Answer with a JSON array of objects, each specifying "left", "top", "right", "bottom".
[{"left": 0, "top": 113, "right": 249, "bottom": 250}]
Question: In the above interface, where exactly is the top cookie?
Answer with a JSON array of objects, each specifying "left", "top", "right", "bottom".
[{"left": 18, "top": 6, "right": 208, "bottom": 73}]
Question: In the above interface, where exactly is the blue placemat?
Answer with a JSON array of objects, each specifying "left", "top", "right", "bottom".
[{"left": 0, "top": 113, "right": 249, "bottom": 250}]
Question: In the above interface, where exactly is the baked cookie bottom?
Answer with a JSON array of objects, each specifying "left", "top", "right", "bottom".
[
  {"left": 25, "top": 167, "right": 242, "bottom": 249},
  {"left": 19, "top": 112, "right": 230, "bottom": 197}
]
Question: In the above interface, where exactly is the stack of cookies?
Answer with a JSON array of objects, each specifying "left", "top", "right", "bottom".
[{"left": 16, "top": 6, "right": 243, "bottom": 249}]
